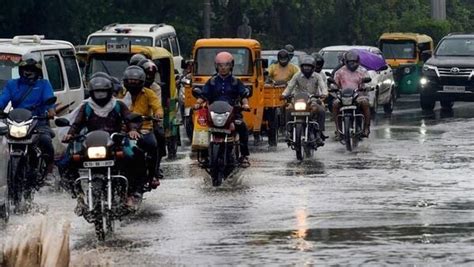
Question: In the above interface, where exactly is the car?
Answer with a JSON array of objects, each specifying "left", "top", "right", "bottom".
[
  {"left": 419, "top": 33, "right": 474, "bottom": 111},
  {"left": 85, "top": 23, "right": 184, "bottom": 74},
  {"left": 261, "top": 50, "right": 307, "bottom": 69},
  {"left": 319, "top": 45, "right": 396, "bottom": 114}
]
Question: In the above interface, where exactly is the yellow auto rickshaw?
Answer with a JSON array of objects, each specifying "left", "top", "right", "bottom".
[
  {"left": 78, "top": 44, "right": 181, "bottom": 157},
  {"left": 183, "top": 38, "right": 284, "bottom": 143},
  {"left": 378, "top": 32, "right": 434, "bottom": 94}
]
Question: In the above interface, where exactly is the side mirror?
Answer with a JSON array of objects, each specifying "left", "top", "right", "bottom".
[
  {"left": 263, "top": 70, "right": 269, "bottom": 77},
  {"left": 55, "top": 117, "right": 70, "bottom": 127},
  {"left": 182, "top": 59, "right": 193, "bottom": 70},
  {"left": 327, "top": 77, "right": 336, "bottom": 84},
  {"left": 243, "top": 86, "right": 252, "bottom": 98},
  {"left": 421, "top": 50, "right": 432, "bottom": 62},
  {"left": 192, "top": 87, "right": 203, "bottom": 98},
  {"left": 362, "top": 77, "right": 372, "bottom": 83},
  {"left": 325, "top": 71, "right": 332, "bottom": 77},
  {"left": 0, "top": 122, "right": 7, "bottom": 135},
  {"left": 126, "top": 113, "right": 143, "bottom": 123},
  {"left": 44, "top": 96, "right": 57, "bottom": 106},
  {"left": 257, "top": 58, "right": 268, "bottom": 69}
]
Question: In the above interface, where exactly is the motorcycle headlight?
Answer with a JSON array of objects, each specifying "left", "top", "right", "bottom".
[
  {"left": 210, "top": 111, "right": 230, "bottom": 127},
  {"left": 9, "top": 125, "right": 29, "bottom": 138},
  {"left": 342, "top": 97, "right": 353, "bottom": 106},
  {"left": 87, "top": 146, "right": 107, "bottom": 159},
  {"left": 294, "top": 101, "right": 307, "bottom": 111}
]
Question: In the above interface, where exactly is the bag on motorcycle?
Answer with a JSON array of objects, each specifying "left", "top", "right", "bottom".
[{"left": 192, "top": 108, "right": 209, "bottom": 150}]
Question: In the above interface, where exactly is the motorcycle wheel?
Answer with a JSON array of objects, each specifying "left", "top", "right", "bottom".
[
  {"left": 344, "top": 116, "right": 353, "bottom": 151},
  {"left": 184, "top": 115, "right": 193, "bottom": 142},
  {"left": 8, "top": 157, "right": 24, "bottom": 212},
  {"left": 210, "top": 143, "right": 223, "bottom": 186},
  {"left": 304, "top": 128, "right": 314, "bottom": 158},
  {"left": 167, "top": 135, "right": 179, "bottom": 160},
  {"left": 295, "top": 124, "right": 303, "bottom": 160}
]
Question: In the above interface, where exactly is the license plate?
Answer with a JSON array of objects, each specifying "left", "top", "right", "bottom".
[
  {"left": 443, "top": 85, "right": 465, "bottom": 92},
  {"left": 291, "top": 112, "right": 310, "bottom": 116},
  {"left": 83, "top": 160, "right": 114, "bottom": 168}
]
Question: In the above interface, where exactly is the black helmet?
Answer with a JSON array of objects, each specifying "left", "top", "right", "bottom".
[
  {"left": 129, "top": 54, "right": 147, "bottom": 66},
  {"left": 139, "top": 59, "right": 158, "bottom": 87},
  {"left": 123, "top": 65, "right": 146, "bottom": 95},
  {"left": 284, "top": 44, "right": 295, "bottom": 60},
  {"left": 300, "top": 55, "right": 316, "bottom": 78},
  {"left": 311, "top": 52, "right": 325, "bottom": 72},
  {"left": 277, "top": 49, "right": 290, "bottom": 66},
  {"left": 88, "top": 76, "right": 113, "bottom": 107},
  {"left": 19, "top": 53, "right": 42, "bottom": 84},
  {"left": 344, "top": 51, "right": 360, "bottom": 72}
]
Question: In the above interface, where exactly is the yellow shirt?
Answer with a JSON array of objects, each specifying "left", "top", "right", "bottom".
[
  {"left": 118, "top": 87, "right": 163, "bottom": 130},
  {"left": 268, "top": 63, "right": 300, "bottom": 83}
]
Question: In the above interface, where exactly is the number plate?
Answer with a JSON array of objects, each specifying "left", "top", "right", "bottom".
[
  {"left": 291, "top": 112, "right": 311, "bottom": 116},
  {"left": 83, "top": 160, "right": 114, "bottom": 168},
  {"left": 106, "top": 42, "right": 130, "bottom": 53},
  {"left": 443, "top": 85, "right": 465, "bottom": 92}
]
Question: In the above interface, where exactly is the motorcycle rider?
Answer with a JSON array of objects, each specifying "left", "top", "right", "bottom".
[
  {"left": 332, "top": 50, "right": 371, "bottom": 138},
  {"left": 0, "top": 53, "right": 56, "bottom": 185},
  {"left": 120, "top": 66, "right": 163, "bottom": 197},
  {"left": 311, "top": 52, "right": 327, "bottom": 83},
  {"left": 62, "top": 76, "right": 141, "bottom": 214},
  {"left": 284, "top": 44, "right": 295, "bottom": 61},
  {"left": 194, "top": 51, "right": 251, "bottom": 164},
  {"left": 280, "top": 55, "right": 328, "bottom": 146},
  {"left": 129, "top": 53, "right": 147, "bottom": 66}
]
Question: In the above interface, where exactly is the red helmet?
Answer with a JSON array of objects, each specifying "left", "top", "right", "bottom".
[{"left": 215, "top": 51, "right": 234, "bottom": 64}]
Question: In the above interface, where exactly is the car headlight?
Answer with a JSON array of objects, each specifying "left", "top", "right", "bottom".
[
  {"left": 87, "top": 146, "right": 107, "bottom": 159},
  {"left": 9, "top": 125, "right": 29, "bottom": 138},
  {"left": 420, "top": 77, "right": 428, "bottom": 86},
  {"left": 342, "top": 97, "right": 353, "bottom": 106},
  {"left": 382, "top": 79, "right": 393, "bottom": 85},
  {"left": 210, "top": 111, "right": 230, "bottom": 127},
  {"left": 294, "top": 101, "right": 307, "bottom": 111}
]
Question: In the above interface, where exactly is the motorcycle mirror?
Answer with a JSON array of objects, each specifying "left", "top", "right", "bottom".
[
  {"left": 362, "top": 77, "right": 372, "bottom": 83},
  {"left": 192, "top": 87, "right": 203, "bottom": 98},
  {"left": 0, "top": 121, "right": 7, "bottom": 135},
  {"left": 327, "top": 77, "right": 336, "bottom": 84},
  {"left": 325, "top": 71, "right": 332, "bottom": 77},
  {"left": 55, "top": 117, "right": 70, "bottom": 127},
  {"left": 44, "top": 96, "right": 57, "bottom": 106},
  {"left": 126, "top": 113, "right": 143, "bottom": 123},
  {"left": 111, "top": 132, "right": 126, "bottom": 144}
]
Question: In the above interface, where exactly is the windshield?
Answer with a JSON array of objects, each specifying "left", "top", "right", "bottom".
[
  {"left": 87, "top": 54, "right": 131, "bottom": 81},
  {"left": 320, "top": 51, "right": 342, "bottom": 69},
  {"left": 0, "top": 53, "right": 21, "bottom": 89},
  {"left": 87, "top": 36, "right": 153, "bottom": 46},
  {"left": 195, "top": 48, "right": 253, "bottom": 76},
  {"left": 380, "top": 41, "right": 416, "bottom": 59},
  {"left": 435, "top": 38, "right": 474, "bottom": 56}
]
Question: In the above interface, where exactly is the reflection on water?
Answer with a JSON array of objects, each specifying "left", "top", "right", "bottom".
[{"left": 284, "top": 160, "right": 325, "bottom": 177}]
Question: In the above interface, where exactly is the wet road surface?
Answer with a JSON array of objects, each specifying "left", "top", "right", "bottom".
[{"left": 2, "top": 95, "right": 474, "bottom": 265}]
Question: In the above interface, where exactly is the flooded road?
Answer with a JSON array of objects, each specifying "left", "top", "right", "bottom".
[{"left": 2, "top": 95, "right": 474, "bottom": 265}]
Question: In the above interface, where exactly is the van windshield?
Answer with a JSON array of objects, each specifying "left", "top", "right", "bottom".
[
  {"left": 320, "top": 51, "right": 342, "bottom": 69},
  {"left": 195, "top": 48, "right": 253, "bottom": 76},
  {"left": 0, "top": 53, "right": 21, "bottom": 89},
  {"left": 87, "top": 36, "right": 153, "bottom": 46},
  {"left": 436, "top": 38, "right": 474, "bottom": 56},
  {"left": 380, "top": 40, "right": 416, "bottom": 59},
  {"left": 87, "top": 54, "right": 131, "bottom": 81}
]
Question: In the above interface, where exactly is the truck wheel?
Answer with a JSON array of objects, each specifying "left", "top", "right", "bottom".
[{"left": 420, "top": 93, "right": 435, "bottom": 111}]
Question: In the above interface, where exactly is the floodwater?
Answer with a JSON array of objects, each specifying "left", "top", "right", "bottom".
[{"left": 2, "top": 95, "right": 474, "bottom": 265}]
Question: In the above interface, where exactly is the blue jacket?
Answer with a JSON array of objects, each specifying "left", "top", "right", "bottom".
[
  {"left": 202, "top": 74, "right": 247, "bottom": 106},
  {"left": 0, "top": 78, "right": 55, "bottom": 116}
]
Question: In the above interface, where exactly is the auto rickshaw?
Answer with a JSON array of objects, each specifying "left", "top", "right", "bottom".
[
  {"left": 77, "top": 44, "right": 181, "bottom": 158},
  {"left": 378, "top": 32, "right": 434, "bottom": 95},
  {"left": 183, "top": 38, "right": 284, "bottom": 144}
]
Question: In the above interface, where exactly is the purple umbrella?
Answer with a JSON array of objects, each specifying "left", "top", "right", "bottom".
[{"left": 351, "top": 49, "right": 387, "bottom": 71}]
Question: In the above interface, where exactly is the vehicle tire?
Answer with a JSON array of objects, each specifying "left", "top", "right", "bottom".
[
  {"left": 370, "top": 90, "right": 378, "bottom": 115},
  {"left": 8, "top": 157, "right": 23, "bottom": 210},
  {"left": 440, "top": 100, "right": 454, "bottom": 110},
  {"left": 383, "top": 89, "right": 395, "bottom": 115},
  {"left": 0, "top": 186, "right": 10, "bottom": 223},
  {"left": 420, "top": 93, "right": 435, "bottom": 111},
  {"left": 184, "top": 115, "right": 193, "bottom": 142},
  {"left": 295, "top": 124, "right": 303, "bottom": 161},
  {"left": 210, "top": 143, "right": 223, "bottom": 186},
  {"left": 267, "top": 108, "right": 278, "bottom": 146},
  {"left": 344, "top": 116, "right": 353, "bottom": 152},
  {"left": 167, "top": 135, "right": 179, "bottom": 160}
]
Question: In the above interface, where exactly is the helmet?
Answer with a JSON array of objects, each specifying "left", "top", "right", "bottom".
[
  {"left": 300, "top": 56, "right": 316, "bottom": 78},
  {"left": 311, "top": 52, "right": 325, "bottom": 72},
  {"left": 284, "top": 44, "right": 295, "bottom": 60},
  {"left": 214, "top": 51, "right": 234, "bottom": 72},
  {"left": 129, "top": 54, "right": 147, "bottom": 66},
  {"left": 139, "top": 59, "right": 158, "bottom": 87},
  {"left": 19, "top": 53, "right": 42, "bottom": 84},
  {"left": 277, "top": 49, "right": 290, "bottom": 66},
  {"left": 344, "top": 50, "right": 360, "bottom": 72},
  {"left": 88, "top": 76, "right": 113, "bottom": 107},
  {"left": 123, "top": 65, "right": 146, "bottom": 95},
  {"left": 90, "top": 71, "right": 111, "bottom": 80}
]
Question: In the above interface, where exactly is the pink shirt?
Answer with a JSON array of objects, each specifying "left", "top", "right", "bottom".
[{"left": 334, "top": 66, "right": 368, "bottom": 90}]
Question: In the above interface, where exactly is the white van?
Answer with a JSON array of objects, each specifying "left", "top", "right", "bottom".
[
  {"left": 85, "top": 23, "right": 184, "bottom": 74},
  {"left": 0, "top": 35, "right": 85, "bottom": 114}
]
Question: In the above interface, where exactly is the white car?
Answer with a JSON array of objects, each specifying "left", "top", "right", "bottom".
[{"left": 319, "top": 45, "right": 396, "bottom": 114}]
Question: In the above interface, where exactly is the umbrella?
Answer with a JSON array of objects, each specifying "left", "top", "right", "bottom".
[{"left": 351, "top": 49, "right": 387, "bottom": 71}]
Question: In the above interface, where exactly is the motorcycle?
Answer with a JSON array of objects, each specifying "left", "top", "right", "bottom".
[
  {"left": 55, "top": 115, "right": 142, "bottom": 241},
  {"left": 193, "top": 88, "right": 249, "bottom": 187},
  {"left": 284, "top": 92, "right": 322, "bottom": 160},
  {"left": 0, "top": 97, "right": 57, "bottom": 222},
  {"left": 331, "top": 77, "right": 372, "bottom": 151}
]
